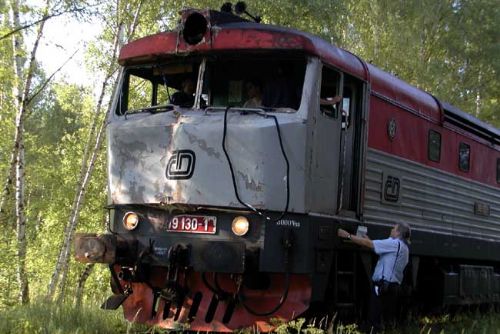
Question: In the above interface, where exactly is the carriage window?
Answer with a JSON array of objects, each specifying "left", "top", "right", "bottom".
[
  {"left": 320, "top": 66, "right": 342, "bottom": 118},
  {"left": 497, "top": 158, "right": 500, "bottom": 183},
  {"left": 428, "top": 130, "right": 441, "bottom": 162},
  {"left": 459, "top": 142, "right": 470, "bottom": 172}
]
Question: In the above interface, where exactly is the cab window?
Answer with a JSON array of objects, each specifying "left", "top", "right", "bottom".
[{"left": 320, "top": 66, "right": 342, "bottom": 118}]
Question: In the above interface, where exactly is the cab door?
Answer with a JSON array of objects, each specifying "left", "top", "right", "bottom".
[
  {"left": 337, "top": 73, "right": 367, "bottom": 215},
  {"left": 307, "top": 64, "right": 343, "bottom": 214}
]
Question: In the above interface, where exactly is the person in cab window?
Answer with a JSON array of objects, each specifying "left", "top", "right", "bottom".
[
  {"left": 243, "top": 79, "right": 262, "bottom": 108},
  {"left": 337, "top": 223, "right": 410, "bottom": 333},
  {"left": 320, "top": 95, "right": 342, "bottom": 108},
  {"left": 170, "top": 77, "right": 195, "bottom": 107},
  {"left": 320, "top": 95, "right": 345, "bottom": 121}
]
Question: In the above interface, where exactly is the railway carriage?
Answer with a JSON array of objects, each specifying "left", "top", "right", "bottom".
[{"left": 75, "top": 5, "right": 500, "bottom": 331}]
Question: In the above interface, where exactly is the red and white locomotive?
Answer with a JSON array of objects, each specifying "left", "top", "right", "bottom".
[{"left": 75, "top": 4, "right": 500, "bottom": 331}]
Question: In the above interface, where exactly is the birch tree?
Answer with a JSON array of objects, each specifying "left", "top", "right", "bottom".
[
  {"left": 11, "top": 0, "right": 52, "bottom": 304},
  {"left": 2, "top": 0, "right": 91, "bottom": 304},
  {"left": 0, "top": 0, "right": 89, "bottom": 223},
  {"left": 74, "top": 263, "right": 94, "bottom": 307},
  {"left": 46, "top": 0, "right": 145, "bottom": 302},
  {"left": 0, "top": 0, "right": 24, "bottom": 225}
]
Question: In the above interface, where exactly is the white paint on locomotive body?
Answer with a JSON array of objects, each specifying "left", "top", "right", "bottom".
[
  {"left": 106, "top": 59, "right": 326, "bottom": 213},
  {"left": 276, "top": 219, "right": 301, "bottom": 228}
]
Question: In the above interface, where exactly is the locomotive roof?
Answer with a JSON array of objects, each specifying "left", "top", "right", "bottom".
[{"left": 118, "top": 12, "right": 499, "bottom": 145}]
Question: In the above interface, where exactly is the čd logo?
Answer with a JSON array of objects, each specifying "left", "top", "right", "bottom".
[{"left": 166, "top": 150, "right": 196, "bottom": 180}]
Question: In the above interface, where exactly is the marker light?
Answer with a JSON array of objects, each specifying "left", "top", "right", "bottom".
[
  {"left": 231, "top": 216, "right": 249, "bottom": 236},
  {"left": 123, "top": 212, "right": 139, "bottom": 231}
]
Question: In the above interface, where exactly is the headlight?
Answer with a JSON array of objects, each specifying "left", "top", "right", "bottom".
[
  {"left": 123, "top": 212, "right": 139, "bottom": 231},
  {"left": 231, "top": 216, "right": 249, "bottom": 236}
]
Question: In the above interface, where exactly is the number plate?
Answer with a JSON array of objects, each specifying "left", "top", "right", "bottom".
[{"left": 167, "top": 215, "right": 217, "bottom": 234}]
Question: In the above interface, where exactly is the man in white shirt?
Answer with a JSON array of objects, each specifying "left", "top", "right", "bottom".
[
  {"left": 243, "top": 79, "right": 262, "bottom": 108},
  {"left": 337, "top": 223, "right": 410, "bottom": 332}
]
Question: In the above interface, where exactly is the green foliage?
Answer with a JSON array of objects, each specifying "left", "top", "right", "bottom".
[
  {"left": 0, "top": 300, "right": 149, "bottom": 334},
  {"left": 20, "top": 81, "right": 107, "bottom": 300},
  {"left": 385, "top": 309, "right": 500, "bottom": 334},
  {"left": 339, "top": 0, "right": 500, "bottom": 126},
  {"left": 0, "top": 0, "right": 498, "bottom": 326},
  {"left": 268, "top": 312, "right": 500, "bottom": 334},
  {"left": 0, "top": 75, "right": 109, "bottom": 306}
]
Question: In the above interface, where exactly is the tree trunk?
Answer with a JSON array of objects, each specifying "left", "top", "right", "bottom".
[
  {"left": 48, "top": 0, "right": 144, "bottom": 302},
  {"left": 15, "top": 132, "right": 29, "bottom": 304},
  {"left": 0, "top": 0, "right": 24, "bottom": 224},
  {"left": 46, "top": 25, "right": 126, "bottom": 302},
  {"left": 74, "top": 263, "right": 95, "bottom": 308},
  {"left": 47, "top": 76, "right": 116, "bottom": 301},
  {"left": 56, "top": 106, "right": 113, "bottom": 302},
  {"left": 475, "top": 70, "right": 482, "bottom": 117},
  {"left": 12, "top": 0, "right": 50, "bottom": 304}
]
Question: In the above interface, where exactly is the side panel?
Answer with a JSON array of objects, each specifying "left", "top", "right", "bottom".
[
  {"left": 368, "top": 94, "right": 500, "bottom": 187},
  {"left": 363, "top": 148, "right": 500, "bottom": 258}
]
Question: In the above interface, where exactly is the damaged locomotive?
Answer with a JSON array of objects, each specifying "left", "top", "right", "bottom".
[{"left": 75, "top": 3, "right": 500, "bottom": 332}]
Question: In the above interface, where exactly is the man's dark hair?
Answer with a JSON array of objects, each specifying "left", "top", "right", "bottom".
[
  {"left": 397, "top": 222, "right": 411, "bottom": 244},
  {"left": 246, "top": 78, "right": 262, "bottom": 90}
]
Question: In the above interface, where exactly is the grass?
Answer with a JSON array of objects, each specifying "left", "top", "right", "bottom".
[
  {"left": 1, "top": 301, "right": 500, "bottom": 333},
  {"left": 0, "top": 300, "right": 151, "bottom": 334},
  {"left": 268, "top": 309, "right": 500, "bottom": 334},
  {"left": 410, "top": 310, "right": 500, "bottom": 334}
]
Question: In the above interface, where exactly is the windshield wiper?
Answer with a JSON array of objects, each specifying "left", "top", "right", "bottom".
[
  {"left": 205, "top": 106, "right": 276, "bottom": 113},
  {"left": 126, "top": 104, "right": 175, "bottom": 115}
]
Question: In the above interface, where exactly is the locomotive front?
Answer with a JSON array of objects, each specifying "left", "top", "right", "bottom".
[{"left": 75, "top": 8, "right": 335, "bottom": 332}]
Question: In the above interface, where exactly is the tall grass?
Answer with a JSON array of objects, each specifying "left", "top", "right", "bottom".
[
  {"left": 269, "top": 309, "right": 500, "bottom": 334},
  {"left": 410, "top": 310, "right": 500, "bottom": 334},
  {"left": 0, "top": 300, "right": 151, "bottom": 334},
  {"left": 1, "top": 300, "right": 500, "bottom": 333}
]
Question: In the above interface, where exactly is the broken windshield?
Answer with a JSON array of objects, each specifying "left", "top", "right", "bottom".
[{"left": 115, "top": 54, "right": 306, "bottom": 115}]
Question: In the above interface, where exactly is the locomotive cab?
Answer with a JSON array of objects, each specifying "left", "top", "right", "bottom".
[
  {"left": 75, "top": 43, "right": 363, "bottom": 329},
  {"left": 75, "top": 37, "right": 370, "bottom": 328}
]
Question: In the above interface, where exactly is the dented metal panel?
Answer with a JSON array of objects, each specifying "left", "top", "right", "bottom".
[{"left": 108, "top": 110, "right": 308, "bottom": 212}]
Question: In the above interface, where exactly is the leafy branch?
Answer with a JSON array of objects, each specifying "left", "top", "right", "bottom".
[
  {"left": 0, "top": 6, "right": 88, "bottom": 42},
  {"left": 26, "top": 48, "right": 79, "bottom": 106}
]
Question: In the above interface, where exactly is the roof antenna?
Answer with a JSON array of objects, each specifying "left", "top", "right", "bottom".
[
  {"left": 234, "top": 1, "right": 261, "bottom": 23},
  {"left": 220, "top": 2, "right": 233, "bottom": 13}
]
